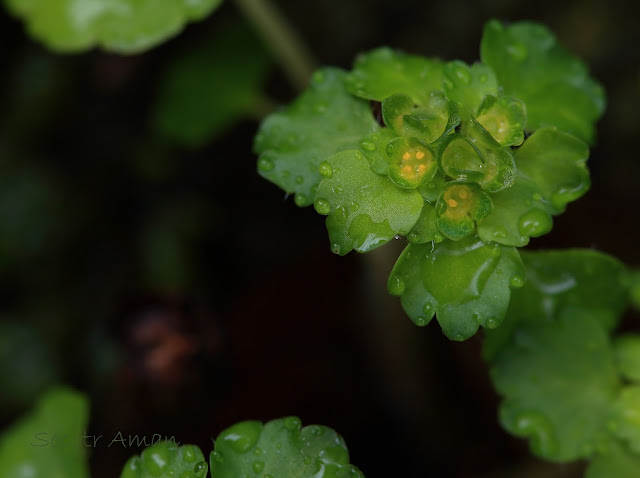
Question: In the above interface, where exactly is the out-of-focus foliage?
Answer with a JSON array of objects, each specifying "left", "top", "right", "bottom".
[{"left": 3, "top": 0, "right": 223, "bottom": 53}]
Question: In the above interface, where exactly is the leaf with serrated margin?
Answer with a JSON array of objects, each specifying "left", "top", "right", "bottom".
[
  {"left": 210, "top": 417, "right": 364, "bottom": 478},
  {"left": 255, "top": 68, "right": 378, "bottom": 207},
  {"left": 345, "top": 47, "right": 443, "bottom": 105},
  {"left": 314, "top": 150, "right": 423, "bottom": 255},
  {"left": 388, "top": 237, "right": 524, "bottom": 340},
  {"left": 480, "top": 20, "right": 605, "bottom": 143}
]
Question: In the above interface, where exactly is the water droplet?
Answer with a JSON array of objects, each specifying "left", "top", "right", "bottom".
[
  {"left": 350, "top": 202, "right": 360, "bottom": 212},
  {"left": 413, "top": 316, "right": 428, "bottom": 326},
  {"left": 318, "top": 161, "right": 333, "bottom": 178},
  {"left": 220, "top": 421, "right": 262, "bottom": 454},
  {"left": 388, "top": 275, "right": 405, "bottom": 296},
  {"left": 423, "top": 303, "right": 434, "bottom": 315},
  {"left": 510, "top": 275, "right": 525, "bottom": 288},
  {"left": 183, "top": 446, "right": 198, "bottom": 463},
  {"left": 252, "top": 461, "right": 264, "bottom": 473},
  {"left": 532, "top": 192, "right": 542, "bottom": 201},
  {"left": 193, "top": 462, "right": 208, "bottom": 478},
  {"left": 359, "top": 139, "right": 377, "bottom": 152},
  {"left": 486, "top": 317, "right": 499, "bottom": 329},
  {"left": 491, "top": 227, "right": 508, "bottom": 240},
  {"left": 253, "top": 447, "right": 263, "bottom": 456},
  {"left": 333, "top": 206, "right": 348, "bottom": 224},
  {"left": 295, "top": 175, "right": 304, "bottom": 184},
  {"left": 211, "top": 451, "right": 224, "bottom": 463},
  {"left": 314, "top": 198, "right": 331, "bottom": 215},
  {"left": 294, "top": 194, "right": 307, "bottom": 207},
  {"left": 257, "top": 157, "right": 274, "bottom": 172},
  {"left": 280, "top": 170, "right": 291, "bottom": 179},
  {"left": 331, "top": 243, "right": 341, "bottom": 254},
  {"left": 443, "top": 79, "right": 454, "bottom": 90},
  {"left": 454, "top": 66, "right": 471, "bottom": 84},
  {"left": 309, "top": 425, "right": 325, "bottom": 437},
  {"left": 507, "top": 42, "right": 528, "bottom": 62},
  {"left": 283, "top": 417, "right": 301, "bottom": 432},
  {"left": 454, "top": 334, "right": 464, "bottom": 341},
  {"left": 472, "top": 312, "right": 480, "bottom": 322},
  {"left": 332, "top": 185, "right": 343, "bottom": 194},
  {"left": 518, "top": 209, "right": 552, "bottom": 237},
  {"left": 434, "top": 233, "right": 444, "bottom": 243}
]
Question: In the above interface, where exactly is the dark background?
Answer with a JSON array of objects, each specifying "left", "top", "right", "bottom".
[{"left": 0, "top": 0, "right": 638, "bottom": 477}]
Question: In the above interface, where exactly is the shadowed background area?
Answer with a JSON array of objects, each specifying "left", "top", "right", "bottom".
[{"left": 0, "top": 0, "right": 638, "bottom": 476}]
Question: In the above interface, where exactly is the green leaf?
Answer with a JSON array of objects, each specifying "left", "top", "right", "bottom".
[
  {"left": 477, "top": 127, "right": 590, "bottom": 246},
  {"left": 121, "top": 442, "right": 207, "bottom": 478},
  {"left": 442, "top": 61, "right": 497, "bottom": 118},
  {"left": 210, "top": 417, "right": 364, "bottom": 478},
  {"left": 489, "top": 307, "right": 620, "bottom": 462},
  {"left": 608, "top": 386, "right": 640, "bottom": 454},
  {"left": 314, "top": 150, "right": 423, "bottom": 255},
  {"left": 345, "top": 47, "right": 443, "bottom": 105},
  {"left": 614, "top": 335, "right": 640, "bottom": 383},
  {"left": 586, "top": 440, "right": 640, "bottom": 478},
  {"left": 388, "top": 237, "right": 524, "bottom": 340},
  {"left": 0, "top": 387, "right": 90, "bottom": 478},
  {"left": 4, "top": 0, "right": 223, "bottom": 53},
  {"left": 480, "top": 20, "right": 605, "bottom": 143},
  {"left": 255, "top": 68, "right": 378, "bottom": 207},
  {"left": 483, "top": 249, "right": 629, "bottom": 360},
  {"left": 357, "top": 128, "right": 397, "bottom": 175},
  {"left": 153, "top": 24, "right": 270, "bottom": 148}
]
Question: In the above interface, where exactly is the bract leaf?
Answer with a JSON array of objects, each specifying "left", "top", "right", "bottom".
[
  {"left": 0, "top": 387, "right": 90, "bottom": 478},
  {"left": 255, "top": 68, "right": 378, "bottom": 207},
  {"left": 477, "top": 127, "right": 590, "bottom": 246},
  {"left": 475, "top": 95, "right": 526, "bottom": 146},
  {"left": 480, "top": 20, "right": 605, "bottom": 143},
  {"left": 121, "top": 442, "right": 207, "bottom": 478},
  {"left": 345, "top": 47, "right": 443, "bottom": 105},
  {"left": 314, "top": 150, "right": 423, "bottom": 255},
  {"left": 4, "top": 0, "right": 223, "bottom": 53},
  {"left": 442, "top": 60, "right": 497, "bottom": 118},
  {"left": 489, "top": 307, "right": 620, "bottom": 462},
  {"left": 388, "top": 237, "right": 524, "bottom": 339},
  {"left": 210, "top": 417, "right": 364, "bottom": 478}
]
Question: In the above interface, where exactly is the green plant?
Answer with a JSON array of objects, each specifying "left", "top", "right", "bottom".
[{"left": 1, "top": 2, "right": 639, "bottom": 477}]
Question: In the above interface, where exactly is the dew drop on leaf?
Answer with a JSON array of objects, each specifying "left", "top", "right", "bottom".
[{"left": 314, "top": 198, "right": 331, "bottom": 215}]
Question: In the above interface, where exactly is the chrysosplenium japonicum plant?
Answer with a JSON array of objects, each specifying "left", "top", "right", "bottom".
[{"left": 256, "top": 20, "right": 604, "bottom": 340}]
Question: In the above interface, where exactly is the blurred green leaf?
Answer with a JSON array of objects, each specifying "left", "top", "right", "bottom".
[
  {"left": 480, "top": 20, "right": 605, "bottom": 143},
  {"left": 614, "top": 335, "right": 640, "bottom": 383},
  {"left": 210, "top": 417, "right": 364, "bottom": 478},
  {"left": 489, "top": 306, "right": 620, "bottom": 462},
  {"left": 388, "top": 237, "right": 524, "bottom": 340},
  {"left": 4, "top": 0, "right": 222, "bottom": 53},
  {"left": 153, "top": 24, "right": 271, "bottom": 148},
  {"left": 121, "top": 442, "right": 207, "bottom": 478},
  {"left": 255, "top": 68, "right": 378, "bottom": 207},
  {"left": 477, "top": 127, "right": 590, "bottom": 246},
  {"left": 483, "top": 249, "right": 629, "bottom": 360},
  {"left": 314, "top": 150, "right": 423, "bottom": 255},
  {"left": 442, "top": 60, "right": 497, "bottom": 118},
  {"left": 586, "top": 440, "right": 640, "bottom": 478},
  {"left": 345, "top": 47, "right": 443, "bottom": 105},
  {"left": 0, "top": 387, "right": 90, "bottom": 478},
  {"left": 608, "top": 386, "right": 640, "bottom": 454}
]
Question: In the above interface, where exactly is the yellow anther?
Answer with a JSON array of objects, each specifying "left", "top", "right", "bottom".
[
  {"left": 459, "top": 189, "right": 468, "bottom": 199},
  {"left": 417, "top": 164, "right": 426, "bottom": 173},
  {"left": 402, "top": 165, "right": 413, "bottom": 176},
  {"left": 415, "top": 151, "right": 425, "bottom": 160},
  {"left": 402, "top": 152, "right": 411, "bottom": 161},
  {"left": 447, "top": 199, "right": 458, "bottom": 208}
]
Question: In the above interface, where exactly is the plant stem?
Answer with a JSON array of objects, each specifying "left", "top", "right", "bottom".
[{"left": 233, "top": 0, "right": 317, "bottom": 92}]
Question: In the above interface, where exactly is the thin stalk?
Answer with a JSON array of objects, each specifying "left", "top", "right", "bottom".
[{"left": 233, "top": 0, "right": 317, "bottom": 92}]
